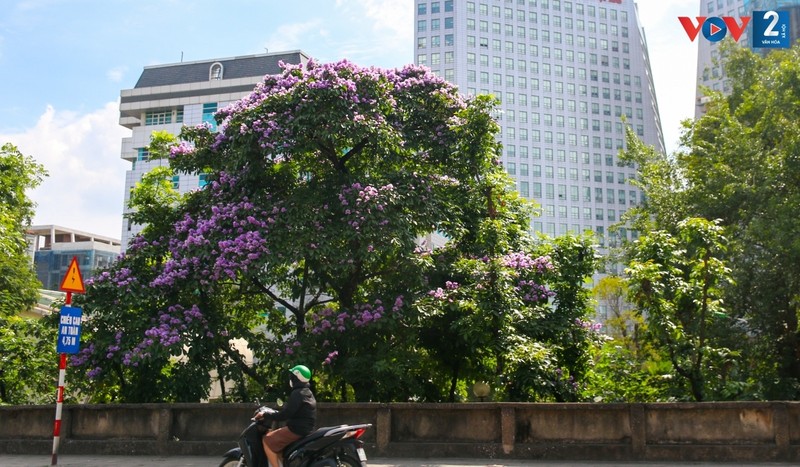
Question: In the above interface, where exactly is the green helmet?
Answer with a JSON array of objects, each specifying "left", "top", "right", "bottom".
[{"left": 290, "top": 364, "right": 311, "bottom": 383}]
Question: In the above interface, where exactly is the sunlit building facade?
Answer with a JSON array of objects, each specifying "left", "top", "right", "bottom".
[
  {"left": 27, "top": 225, "right": 120, "bottom": 291},
  {"left": 414, "top": 0, "right": 664, "bottom": 250}
]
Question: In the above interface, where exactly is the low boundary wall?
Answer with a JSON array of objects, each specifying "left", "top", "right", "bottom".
[{"left": 1, "top": 402, "right": 799, "bottom": 462}]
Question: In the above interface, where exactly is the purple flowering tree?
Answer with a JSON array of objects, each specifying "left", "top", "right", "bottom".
[
  {"left": 72, "top": 60, "right": 514, "bottom": 401},
  {"left": 73, "top": 60, "right": 599, "bottom": 402}
]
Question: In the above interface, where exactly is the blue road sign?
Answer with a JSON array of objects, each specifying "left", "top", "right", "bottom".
[{"left": 57, "top": 306, "right": 83, "bottom": 354}]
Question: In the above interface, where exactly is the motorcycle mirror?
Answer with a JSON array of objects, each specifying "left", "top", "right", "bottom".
[{"left": 276, "top": 398, "right": 284, "bottom": 407}]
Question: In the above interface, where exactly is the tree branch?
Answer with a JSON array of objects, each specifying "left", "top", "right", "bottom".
[{"left": 250, "top": 278, "right": 299, "bottom": 316}]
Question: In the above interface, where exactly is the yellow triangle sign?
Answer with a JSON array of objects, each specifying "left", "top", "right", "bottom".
[{"left": 60, "top": 256, "right": 86, "bottom": 293}]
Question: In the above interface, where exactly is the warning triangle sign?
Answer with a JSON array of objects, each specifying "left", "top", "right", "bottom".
[{"left": 60, "top": 256, "right": 86, "bottom": 293}]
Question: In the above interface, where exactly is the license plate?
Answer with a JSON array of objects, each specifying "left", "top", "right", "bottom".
[{"left": 357, "top": 447, "right": 367, "bottom": 462}]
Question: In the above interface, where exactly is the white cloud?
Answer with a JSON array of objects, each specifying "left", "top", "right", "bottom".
[
  {"left": 106, "top": 65, "right": 127, "bottom": 83},
  {"left": 264, "top": 19, "right": 326, "bottom": 54},
  {"left": 331, "top": 0, "right": 412, "bottom": 66},
  {"left": 0, "top": 102, "right": 130, "bottom": 239}
]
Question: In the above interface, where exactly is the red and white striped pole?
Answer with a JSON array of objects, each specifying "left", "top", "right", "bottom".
[{"left": 51, "top": 291, "right": 71, "bottom": 467}]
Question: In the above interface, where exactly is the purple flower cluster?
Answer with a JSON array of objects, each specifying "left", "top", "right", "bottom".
[
  {"left": 502, "top": 252, "right": 554, "bottom": 273},
  {"left": 516, "top": 279, "right": 554, "bottom": 303},
  {"left": 575, "top": 318, "right": 603, "bottom": 332},
  {"left": 71, "top": 332, "right": 124, "bottom": 380},
  {"left": 209, "top": 58, "right": 463, "bottom": 159},
  {"left": 85, "top": 266, "right": 139, "bottom": 294},
  {"left": 306, "top": 296, "right": 404, "bottom": 335},
  {"left": 122, "top": 304, "right": 211, "bottom": 367},
  {"left": 169, "top": 141, "right": 195, "bottom": 159},
  {"left": 323, "top": 350, "right": 339, "bottom": 366},
  {"left": 151, "top": 174, "right": 282, "bottom": 286},
  {"left": 428, "top": 288, "right": 446, "bottom": 300},
  {"left": 70, "top": 343, "right": 95, "bottom": 368},
  {"left": 338, "top": 182, "right": 396, "bottom": 232},
  {"left": 284, "top": 340, "right": 301, "bottom": 355}
]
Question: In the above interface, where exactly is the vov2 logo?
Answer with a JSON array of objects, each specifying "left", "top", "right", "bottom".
[
  {"left": 751, "top": 10, "right": 791, "bottom": 48},
  {"left": 679, "top": 10, "right": 791, "bottom": 48},
  {"left": 678, "top": 16, "right": 750, "bottom": 42}
]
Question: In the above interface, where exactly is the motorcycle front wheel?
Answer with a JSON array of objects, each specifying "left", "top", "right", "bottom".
[
  {"left": 336, "top": 454, "right": 362, "bottom": 467},
  {"left": 219, "top": 454, "right": 244, "bottom": 467}
]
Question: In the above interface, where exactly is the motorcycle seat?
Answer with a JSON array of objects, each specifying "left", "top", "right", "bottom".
[{"left": 285, "top": 425, "right": 345, "bottom": 453}]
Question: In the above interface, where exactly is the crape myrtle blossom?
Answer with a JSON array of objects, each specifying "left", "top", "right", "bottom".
[
  {"left": 70, "top": 331, "right": 123, "bottom": 380},
  {"left": 84, "top": 266, "right": 139, "bottom": 297},
  {"left": 151, "top": 172, "right": 280, "bottom": 286},
  {"left": 575, "top": 318, "right": 603, "bottom": 332},
  {"left": 169, "top": 141, "right": 195, "bottom": 159},
  {"left": 306, "top": 296, "right": 404, "bottom": 335},
  {"left": 123, "top": 304, "right": 212, "bottom": 367},
  {"left": 426, "top": 253, "right": 555, "bottom": 305},
  {"left": 338, "top": 182, "right": 396, "bottom": 232},
  {"left": 502, "top": 252, "right": 554, "bottom": 273},
  {"left": 209, "top": 59, "right": 466, "bottom": 161},
  {"left": 323, "top": 350, "right": 339, "bottom": 366}
]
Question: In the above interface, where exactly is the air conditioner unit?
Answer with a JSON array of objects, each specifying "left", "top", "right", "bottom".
[{"left": 698, "top": 96, "right": 712, "bottom": 105}]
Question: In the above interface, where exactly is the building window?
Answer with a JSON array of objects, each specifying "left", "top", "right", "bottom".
[
  {"left": 445, "top": 0, "right": 453, "bottom": 12},
  {"left": 209, "top": 62, "right": 223, "bottom": 80},
  {"left": 137, "top": 148, "right": 149, "bottom": 161},
  {"left": 171, "top": 175, "right": 180, "bottom": 190},
  {"left": 418, "top": 2, "right": 427, "bottom": 14},
  {"left": 199, "top": 173, "right": 209, "bottom": 188},
  {"left": 203, "top": 103, "right": 218, "bottom": 131},
  {"left": 145, "top": 110, "right": 172, "bottom": 126}
]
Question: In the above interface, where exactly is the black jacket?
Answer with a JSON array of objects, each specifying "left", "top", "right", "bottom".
[{"left": 265, "top": 380, "right": 316, "bottom": 436}]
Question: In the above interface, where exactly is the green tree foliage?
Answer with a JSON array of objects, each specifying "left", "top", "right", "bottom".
[
  {"left": 0, "top": 143, "right": 46, "bottom": 316},
  {"left": 0, "top": 143, "right": 55, "bottom": 404},
  {"left": 685, "top": 45, "right": 800, "bottom": 399},
  {"left": 0, "top": 314, "right": 59, "bottom": 404},
  {"left": 623, "top": 44, "right": 800, "bottom": 400},
  {"left": 626, "top": 218, "right": 736, "bottom": 401},
  {"left": 73, "top": 61, "right": 600, "bottom": 403}
]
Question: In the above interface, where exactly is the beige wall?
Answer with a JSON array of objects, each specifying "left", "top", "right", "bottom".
[{"left": 1, "top": 402, "right": 799, "bottom": 462}]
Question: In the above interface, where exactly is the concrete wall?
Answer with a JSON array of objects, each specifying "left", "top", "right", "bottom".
[{"left": 1, "top": 402, "right": 799, "bottom": 462}]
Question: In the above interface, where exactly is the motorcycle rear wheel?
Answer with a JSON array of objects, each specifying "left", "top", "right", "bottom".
[
  {"left": 336, "top": 454, "right": 362, "bottom": 467},
  {"left": 219, "top": 454, "right": 244, "bottom": 467}
]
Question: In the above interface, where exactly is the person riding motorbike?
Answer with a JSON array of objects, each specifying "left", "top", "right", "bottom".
[{"left": 254, "top": 364, "right": 317, "bottom": 467}]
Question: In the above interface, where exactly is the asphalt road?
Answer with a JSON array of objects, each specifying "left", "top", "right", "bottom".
[{"left": 0, "top": 456, "right": 793, "bottom": 467}]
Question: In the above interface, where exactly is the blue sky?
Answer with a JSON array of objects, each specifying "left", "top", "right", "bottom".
[{"left": 0, "top": 0, "right": 698, "bottom": 239}]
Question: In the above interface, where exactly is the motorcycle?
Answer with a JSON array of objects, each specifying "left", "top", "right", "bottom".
[{"left": 220, "top": 405, "right": 371, "bottom": 467}]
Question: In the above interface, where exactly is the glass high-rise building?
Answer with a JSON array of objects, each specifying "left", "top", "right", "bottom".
[{"left": 414, "top": 0, "right": 664, "bottom": 249}]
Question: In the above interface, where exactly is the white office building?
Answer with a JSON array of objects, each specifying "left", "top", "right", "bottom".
[
  {"left": 414, "top": 0, "right": 664, "bottom": 249},
  {"left": 118, "top": 51, "right": 310, "bottom": 248}
]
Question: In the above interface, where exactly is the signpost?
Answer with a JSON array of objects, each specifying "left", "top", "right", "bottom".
[{"left": 52, "top": 256, "right": 85, "bottom": 466}]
